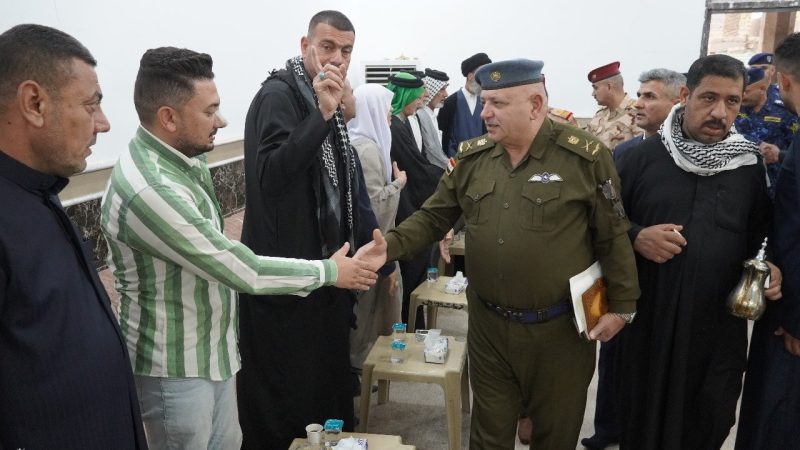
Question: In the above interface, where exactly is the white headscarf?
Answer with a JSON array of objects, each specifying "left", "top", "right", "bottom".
[{"left": 348, "top": 84, "right": 395, "bottom": 183}]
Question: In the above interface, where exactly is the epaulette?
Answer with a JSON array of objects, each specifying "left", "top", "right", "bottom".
[
  {"left": 549, "top": 108, "right": 574, "bottom": 121},
  {"left": 553, "top": 124, "right": 608, "bottom": 161},
  {"left": 456, "top": 134, "right": 494, "bottom": 159}
]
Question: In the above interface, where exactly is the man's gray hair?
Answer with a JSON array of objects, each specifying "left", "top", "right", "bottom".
[{"left": 638, "top": 68, "right": 686, "bottom": 98}]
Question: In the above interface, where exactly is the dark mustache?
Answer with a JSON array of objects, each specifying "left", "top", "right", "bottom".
[{"left": 703, "top": 119, "right": 726, "bottom": 129}]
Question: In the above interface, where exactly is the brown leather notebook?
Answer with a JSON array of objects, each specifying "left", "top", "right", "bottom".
[{"left": 581, "top": 277, "right": 608, "bottom": 335}]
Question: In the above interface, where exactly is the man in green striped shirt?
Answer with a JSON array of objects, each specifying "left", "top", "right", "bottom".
[{"left": 100, "top": 47, "right": 380, "bottom": 450}]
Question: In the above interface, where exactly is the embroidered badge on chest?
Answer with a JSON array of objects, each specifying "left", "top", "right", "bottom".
[{"left": 528, "top": 172, "right": 564, "bottom": 183}]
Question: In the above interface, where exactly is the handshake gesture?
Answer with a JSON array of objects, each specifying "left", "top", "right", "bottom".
[{"left": 330, "top": 229, "right": 388, "bottom": 291}]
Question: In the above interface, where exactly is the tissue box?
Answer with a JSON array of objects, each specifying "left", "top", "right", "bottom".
[
  {"left": 332, "top": 437, "right": 367, "bottom": 449},
  {"left": 424, "top": 337, "right": 449, "bottom": 364},
  {"left": 444, "top": 271, "right": 468, "bottom": 294}
]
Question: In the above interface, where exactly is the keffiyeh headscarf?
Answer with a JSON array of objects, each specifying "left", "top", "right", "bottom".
[
  {"left": 423, "top": 75, "right": 448, "bottom": 107},
  {"left": 386, "top": 72, "right": 425, "bottom": 116},
  {"left": 347, "top": 84, "right": 394, "bottom": 183},
  {"left": 660, "top": 104, "right": 759, "bottom": 176},
  {"left": 285, "top": 55, "right": 358, "bottom": 256}
]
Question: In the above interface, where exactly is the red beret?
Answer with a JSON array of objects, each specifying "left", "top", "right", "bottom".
[{"left": 588, "top": 61, "right": 621, "bottom": 83}]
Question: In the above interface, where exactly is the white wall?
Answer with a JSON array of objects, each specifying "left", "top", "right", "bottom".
[{"left": 4, "top": 0, "right": 706, "bottom": 168}]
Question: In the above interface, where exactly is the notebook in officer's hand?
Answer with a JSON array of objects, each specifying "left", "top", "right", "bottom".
[{"left": 569, "top": 261, "right": 608, "bottom": 340}]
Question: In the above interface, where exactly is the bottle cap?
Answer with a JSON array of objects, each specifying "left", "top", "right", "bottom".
[{"left": 323, "top": 419, "right": 344, "bottom": 431}]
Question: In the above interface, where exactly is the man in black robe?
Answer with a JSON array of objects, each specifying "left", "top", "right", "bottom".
[
  {"left": 615, "top": 54, "right": 781, "bottom": 450},
  {"left": 238, "top": 10, "right": 374, "bottom": 449},
  {"left": 736, "top": 32, "right": 800, "bottom": 450},
  {"left": 0, "top": 24, "right": 146, "bottom": 449},
  {"left": 387, "top": 72, "right": 444, "bottom": 327}
]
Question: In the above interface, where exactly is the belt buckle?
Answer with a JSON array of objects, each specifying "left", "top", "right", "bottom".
[{"left": 537, "top": 308, "right": 549, "bottom": 323}]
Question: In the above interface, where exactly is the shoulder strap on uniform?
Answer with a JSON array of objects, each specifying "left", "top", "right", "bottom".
[
  {"left": 552, "top": 123, "right": 608, "bottom": 161},
  {"left": 549, "top": 108, "right": 574, "bottom": 121},
  {"left": 456, "top": 134, "right": 494, "bottom": 159}
]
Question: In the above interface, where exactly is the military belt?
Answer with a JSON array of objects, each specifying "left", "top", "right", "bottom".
[{"left": 481, "top": 297, "right": 571, "bottom": 324}]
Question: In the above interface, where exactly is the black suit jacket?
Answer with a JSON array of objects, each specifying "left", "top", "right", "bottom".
[{"left": 0, "top": 151, "right": 146, "bottom": 449}]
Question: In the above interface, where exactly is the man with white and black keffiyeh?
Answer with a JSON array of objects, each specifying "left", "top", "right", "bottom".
[
  {"left": 418, "top": 68, "right": 450, "bottom": 169},
  {"left": 238, "top": 10, "right": 386, "bottom": 450},
  {"left": 614, "top": 54, "right": 783, "bottom": 450}
]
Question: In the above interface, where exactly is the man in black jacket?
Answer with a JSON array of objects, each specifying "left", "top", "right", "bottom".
[{"left": 0, "top": 24, "right": 146, "bottom": 449}]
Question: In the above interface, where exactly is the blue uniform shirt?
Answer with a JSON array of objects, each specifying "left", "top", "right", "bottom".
[{"left": 735, "top": 96, "right": 799, "bottom": 191}]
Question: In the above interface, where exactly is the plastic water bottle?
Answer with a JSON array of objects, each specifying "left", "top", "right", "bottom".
[
  {"left": 390, "top": 340, "right": 407, "bottom": 363},
  {"left": 392, "top": 322, "right": 407, "bottom": 343}
]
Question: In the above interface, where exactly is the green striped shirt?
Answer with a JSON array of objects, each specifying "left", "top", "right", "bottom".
[{"left": 100, "top": 127, "right": 337, "bottom": 380}]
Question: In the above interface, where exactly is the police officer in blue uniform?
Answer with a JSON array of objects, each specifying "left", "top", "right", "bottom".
[
  {"left": 735, "top": 66, "right": 798, "bottom": 196},
  {"left": 749, "top": 52, "right": 781, "bottom": 104}
]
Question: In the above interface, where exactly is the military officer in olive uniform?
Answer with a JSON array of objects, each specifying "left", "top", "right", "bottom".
[{"left": 377, "top": 59, "right": 640, "bottom": 449}]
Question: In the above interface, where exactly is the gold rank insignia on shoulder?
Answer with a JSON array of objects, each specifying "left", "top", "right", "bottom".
[
  {"left": 529, "top": 172, "right": 563, "bottom": 183},
  {"left": 446, "top": 157, "right": 457, "bottom": 175},
  {"left": 490, "top": 71, "right": 502, "bottom": 82},
  {"left": 567, "top": 135, "right": 580, "bottom": 145},
  {"left": 458, "top": 135, "right": 493, "bottom": 155},
  {"left": 583, "top": 139, "right": 601, "bottom": 155}
]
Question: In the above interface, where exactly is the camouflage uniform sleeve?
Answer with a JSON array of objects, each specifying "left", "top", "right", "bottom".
[
  {"left": 587, "top": 145, "right": 641, "bottom": 312},
  {"left": 385, "top": 159, "right": 464, "bottom": 262},
  {"left": 609, "top": 108, "right": 641, "bottom": 148}
]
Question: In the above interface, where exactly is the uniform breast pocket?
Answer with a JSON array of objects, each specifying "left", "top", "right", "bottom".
[
  {"left": 520, "top": 183, "right": 561, "bottom": 231},
  {"left": 465, "top": 181, "right": 496, "bottom": 225},
  {"left": 714, "top": 185, "right": 747, "bottom": 233}
]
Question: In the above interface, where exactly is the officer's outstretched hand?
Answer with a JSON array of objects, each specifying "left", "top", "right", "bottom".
[
  {"left": 331, "top": 242, "right": 378, "bottom": 291},
  {"left": 354, "top": 229, "right": 388, "bottom": 272},
  {"left": 589, "top": 313, "right": 626, "bottom": 342},
  {"left": 439, "top": 229, "right": 455, "bottom": 264}
]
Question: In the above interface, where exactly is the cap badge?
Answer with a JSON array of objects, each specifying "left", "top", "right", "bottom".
[{"left": 490, "top": 71, "right": 502, "bottom": 82}]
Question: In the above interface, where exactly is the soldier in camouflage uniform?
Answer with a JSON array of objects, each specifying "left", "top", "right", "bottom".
[
  {"left": 736, "top": 66, "right": 799, "bottom": 195},
  {"left": 585, "top": 61, "right": 642, "bottom": 150},
  {"left": 372, "top": 59, "right": 640, "bottom": 449}
]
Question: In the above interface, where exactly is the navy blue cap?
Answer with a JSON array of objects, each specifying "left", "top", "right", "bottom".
[
  {"left": 475, "top": 59, "right": 544, "bottom": 90},
  {"left": 747, "top": 67, "right": 766, "bottom": 85},
  {"left": 748, "top": 52, "right": 774, "bottom": 65}
]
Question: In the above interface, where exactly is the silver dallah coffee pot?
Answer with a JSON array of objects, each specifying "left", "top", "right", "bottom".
[{"left": 726, "top": 238, "right": 770, "bottom": 321}]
